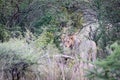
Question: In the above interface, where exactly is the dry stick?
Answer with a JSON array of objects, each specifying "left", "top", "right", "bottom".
[
  {"left": 59, "top": 63, "right": 65, "bottom": 80},
  {"left": 74, "top": 21, "right": 97, "bottom": 35},
  {"left": 0, "top": 60, "right": 7, "bottom": 80},
  {"left": 46, "top": 51, "right": 53, "bottom": 80},
  {"left": 35, "top": 69, "right": 40, "bottom": 80}
]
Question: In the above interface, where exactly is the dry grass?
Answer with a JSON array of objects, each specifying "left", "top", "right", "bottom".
[{"left": 0, "top": 39, "right": 95, "bottom": 80}]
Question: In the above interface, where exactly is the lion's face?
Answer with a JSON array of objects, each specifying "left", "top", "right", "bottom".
[{"left": 61, "top": 35, "right": 75, "bottom": 49}]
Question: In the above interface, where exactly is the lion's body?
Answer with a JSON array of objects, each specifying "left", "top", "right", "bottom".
[{"left": 61, "top": 34, "right": 97, "bottom": 80}]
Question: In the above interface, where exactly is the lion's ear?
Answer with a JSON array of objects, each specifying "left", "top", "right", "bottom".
[
  {"left": 70, "top": 36, "right": 73, "bottom": 40},
  {"left": 70, "top": 34, "right": 76, "bottom": 41}
]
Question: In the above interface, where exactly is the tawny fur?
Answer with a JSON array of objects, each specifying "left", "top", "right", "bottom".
[{"left": 61, "top": 34, "right": 97, "bottom": 80}]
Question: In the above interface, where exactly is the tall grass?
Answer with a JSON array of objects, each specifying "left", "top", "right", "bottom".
[{"left": 0, "top": 38, "right": 93, "bottom": 80}]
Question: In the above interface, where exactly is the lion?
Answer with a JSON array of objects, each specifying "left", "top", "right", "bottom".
[
  {"left": 61, "top": 34, "right": 97, "bottom": 61},
  {"left": 61, "top": 34, "right": 97, "bottom": 80}
]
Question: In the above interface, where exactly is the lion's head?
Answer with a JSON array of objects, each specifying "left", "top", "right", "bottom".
[{"left": 61, "top": 34, "right": 80, "bottom": 49}]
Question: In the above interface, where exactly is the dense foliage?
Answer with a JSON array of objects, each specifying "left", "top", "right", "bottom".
[
  {"left": 0, "top": 0, "right": 120, "bottom": 80},
  {"left": 87, "top": 41, "right": 120, "bottom": 80},
  {"left": 91, "top": 0, "right": 120, "bottom": 49}
]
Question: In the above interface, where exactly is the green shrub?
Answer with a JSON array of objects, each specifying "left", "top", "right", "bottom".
[
  {"left": 0, "top": 39, "right": 42, "bottom": 80},
  {"left": 0, "top": 24, "right": 10, "bottom": 42},
  {"left": 87, "top": 41, "right": 120, "bottom": 80},
  {"left": 0, "top": 39, "right": 40, "bottom": 64}
]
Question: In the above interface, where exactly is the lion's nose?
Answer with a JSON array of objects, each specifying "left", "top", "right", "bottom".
[
  {"left": 64, "top": 44, "right": 67, "bottom": 47},
  {"left": 66, "top": 45, "right": 70, "bottom": 48}
]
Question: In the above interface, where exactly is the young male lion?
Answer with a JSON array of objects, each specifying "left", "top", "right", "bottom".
[
  {"left": 61, "top": 34, "right": 97, "bottom": 61},
  {"left": 61, "top": 34, "right": 97, "bottom": 80}
]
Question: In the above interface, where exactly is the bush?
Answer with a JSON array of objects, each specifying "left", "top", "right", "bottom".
[
  {"left": 0, "top": 39, "right": 39, "bottom": 80},
  {"left": 0, "top": 24, "right": 10, "bottom": 42},
  {"left": 87, "top": 41, "right": 120, "bottom": 80}
]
